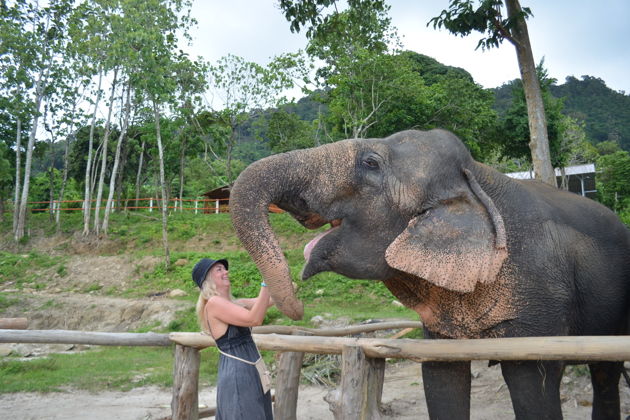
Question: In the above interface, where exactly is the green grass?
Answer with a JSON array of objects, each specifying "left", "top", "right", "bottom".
[
  {"left": 0, "top": 346, "right": 184, "bottom": 392},
  {"left": 0, "top": 210, "right": 419, "bottom": 393},
  {"left": 0, "top": 251, "right": 66, "bottom": 289}
]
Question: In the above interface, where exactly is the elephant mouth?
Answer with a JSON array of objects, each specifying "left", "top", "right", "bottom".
[{"left": 297, "top": 213, "right": 342, "bottom": 263}]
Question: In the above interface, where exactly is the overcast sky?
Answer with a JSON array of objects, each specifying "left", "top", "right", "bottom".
[{"left": 182, "top": 0, "right": 630, "bottom": 99}]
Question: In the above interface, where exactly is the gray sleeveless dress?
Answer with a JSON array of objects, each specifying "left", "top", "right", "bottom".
[{"left": 215, "top": 324, "right": 273, "bottom": 420}]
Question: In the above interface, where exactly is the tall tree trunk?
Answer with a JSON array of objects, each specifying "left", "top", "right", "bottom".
[
  {"left": 43, "top": 102, "right": 56, "bottom": 222},
  {"left": 153, "top": 100, "right": 170, "bottom": 267},
  {"left": 94, "top": 68, "right": 119, "bottom": 235},
  {"left": 115, "top": 126, "right": 130, "bottom": 211},
  {"left": 56, "top": 131, "right": 72, "bottom": 232},
  {"left": 135, "top": 139, "right": 145, "bottom": 206},
  {"left": 15, "top": 69, "right": 47, "bottom": 242},
  {"left": 48, "top": 135, "right": 55, "bottom": 222},
  {"left": 178, "top": 137, "right": 186, "bottom": 211},
  {"left": 83, "top": 68, "right": 104, "bottom": 236},
  {"left": 89, "top": 141, "right": 102, "bottom": 209},
  {"left": 505, "top": 0, "right": 555, "bottom": 186},
  {"left": 226, "top": 122, "right": 236, "bottom": 184},
  {"left": 103, "top": 82, "right": 131, "bottom": 234},
  {"left": 12, "top": 118, "right": 22, "bottom": 234},
  {"left": 55, "top": 95, "right": 80, "bottom": 232}
]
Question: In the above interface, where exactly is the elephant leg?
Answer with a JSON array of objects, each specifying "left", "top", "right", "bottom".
[
  {"left": 422, "top": 361, "right": 471, "bottom": 419},
  {"left": 500, "top": 360, "right": 564, "bottom": 420},
  {"left": 589, "top": 361, "right": 622, "bottom": 420}
]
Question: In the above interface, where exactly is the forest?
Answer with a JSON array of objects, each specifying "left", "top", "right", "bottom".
[{"left": 2, "top": 0, "right": 629, "bottom": 252}]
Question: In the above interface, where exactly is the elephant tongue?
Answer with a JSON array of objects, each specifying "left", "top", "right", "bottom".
[{"left": 304, "top": 226, "right": 339, "bottom": 262}]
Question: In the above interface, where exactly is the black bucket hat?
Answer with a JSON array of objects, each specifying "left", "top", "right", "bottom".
[{"left": 192, "top": 258, "right": 228, "bottom": 288}]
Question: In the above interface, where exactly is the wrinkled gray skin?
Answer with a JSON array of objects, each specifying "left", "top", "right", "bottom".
[{"left": 230, "top": 129, "right": 630, "bottom": 420}]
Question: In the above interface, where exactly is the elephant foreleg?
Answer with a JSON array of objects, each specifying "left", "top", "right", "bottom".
[
  {"left": 422, "top": 361, "right": 471, "bottom": 419},
  {"left": 500, "top": 360, "right": 564, "bottom": 420},
  {"left": 589, "top": 361, "right": 622, "bottom": 420}
]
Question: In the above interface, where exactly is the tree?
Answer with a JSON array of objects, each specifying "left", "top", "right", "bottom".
[
  {"left": 0, "top": 0, "right": 34, "bottom": 233},
  {"left": 120, "top": 0, "right": 203, "bottom": 267},
  {"left": 5, "top": 0, "right": 76, "bottom": 241},
  {"left": 281, "top": 0, "right": 402, "bottom": 139},
  {"left": 67, "top": 0, "right": 110, "bottom": 237},
  {"left": 101, "top": 80, "right": 132, "bottom": 233},
  {"left": 597, "top": 151, "right": 630, "bottom": 212},
  {"left": 430, "top": 0, "right": 556, "bottom": 186},
  {"left": 498, "top": 63, "right": 565, "bottom": 166},
  {"left": 264, "top": 109, "right": 314, "bottom": 153},
  {"left": 208, "top": 54, "right": 301, "bottom": 182}
]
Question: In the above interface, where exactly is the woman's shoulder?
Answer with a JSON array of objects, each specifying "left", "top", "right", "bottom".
[{"left": 206, "top": 295, "right": 235, "bottom": 312}]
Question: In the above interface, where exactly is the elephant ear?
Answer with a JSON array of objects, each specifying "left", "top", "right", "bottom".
[{"left": 385, "top": 169, "right": 507, "bottom": 293}]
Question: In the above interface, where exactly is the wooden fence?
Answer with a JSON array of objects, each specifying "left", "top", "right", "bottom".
[
  {"left": 2, "top": 322, "right": 630, "bottom": 420},
  {"left": 22, "top": 197, "right": 231, "bottom": 214}
]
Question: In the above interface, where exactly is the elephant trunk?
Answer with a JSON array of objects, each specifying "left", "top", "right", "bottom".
[
  {"left": 230, "top": 152, "right": 306, "bottom": 320},
  {"left": 230, "top": 143, "right": 355, "bottom": 320}
]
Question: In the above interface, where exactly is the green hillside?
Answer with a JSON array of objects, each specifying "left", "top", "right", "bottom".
[{"left": 493, "top": 75, "right": 630, "bottom": 151}]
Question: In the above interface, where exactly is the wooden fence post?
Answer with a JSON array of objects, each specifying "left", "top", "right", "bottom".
[
  {"left": 325, "top": 344, "right": 384, "bottom": 420},
  {"left": 172, "top": 344, "right": 200, "bottom": 420},
  {"left": 274, "top": 348, "right": 305, "bottom": 420},
  {"left": 0, "top": 318, "right": 28, "bottom": 329}
]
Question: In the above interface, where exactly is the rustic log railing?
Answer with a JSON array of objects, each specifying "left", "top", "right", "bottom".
[{"left": 3, "top": 323, "right": 630, "bottom": 420}]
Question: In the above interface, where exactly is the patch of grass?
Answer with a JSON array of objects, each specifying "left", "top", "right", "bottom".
[
  {"left": 56, "top": 265, "right": 67, "bottom": 277},
  {"left": 39, "top": 299, "right": 62, "bottom": 310},
  {"left": 83, "top": 284, "right": 103, "bottom": 293},
  {"left": 0, "top": 346, "right": 181, "bottom": 392},
  {"left": 0, "top": 294, "right": 20, "bottom": 310},
  {"left": 566, "top": 364, "right": 590, "bottom": 377},
  {"left": 0, "top": 251, "right": 65, "bottom": 288}
]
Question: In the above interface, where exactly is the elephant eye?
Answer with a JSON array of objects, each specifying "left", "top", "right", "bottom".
[{"left": 362, "top": 157, "right": 379, "bottom": 170}]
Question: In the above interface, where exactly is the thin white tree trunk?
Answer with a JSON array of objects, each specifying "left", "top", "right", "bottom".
[
  {"left": 12, "top": 118, "right": 22, "bottom": 234},
  {"left": 135, "top": 140, "right": 145, "bottom": 205},
  {"left": 56, "top": 131, "right": 72, "bottom": 230},
  {"left": 102, "top": 82, "right": 131, "bottom": 234},
  {"left": 94, "top": 68, "right": 118, "bottom": 235},
  {"left": 43, "top": 102, "right": 56, "bottom": 222},
  {"left": 178, "top": 137, "right": 186, "bottom": 211},
  {"left": 83, "top": 68, "right": 104, "bottom": 236},
  {"left": 56, "top": 96, "right": 80, "bottom": 231},
  {"left": 15, "top": 70, "right": 47, "bottom": 241},
  {"left": 153, "top": 100, "right": 170, "bottom": 267}
]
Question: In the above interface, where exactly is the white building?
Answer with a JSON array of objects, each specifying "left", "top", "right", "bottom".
[{"left": 506, "top": 163, "right": 597, "bottom": 199}]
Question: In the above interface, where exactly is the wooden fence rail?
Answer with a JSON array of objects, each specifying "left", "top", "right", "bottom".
[
  {"left": 3, "top": 327, "right": 630, "bottom": 420},
  {"left": 168, "top": 333, "right": 630, "bottom": 362}
]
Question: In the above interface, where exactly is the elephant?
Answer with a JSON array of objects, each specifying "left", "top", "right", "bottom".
[{"left": 229, "top": 129, "right": 630, "bottom": 419}]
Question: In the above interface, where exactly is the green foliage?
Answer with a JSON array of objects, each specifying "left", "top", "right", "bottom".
[
  {"left": 596, "top": 150, "right": 630, "bottom": 211},
  {"left": 495, "top": 76, "right": 630, "bottom": 156},
  {"left": 429, "top": 0, "right": 533, "bottom": 51},
  {"left": 495, "top": 62, "right": 568, "bottom": 166},
  {"left": 550, "top": 76, "right": 630, "bottom": 151},
  {"left": 264, "top": 110, "right": 315, "bottom": 153}
]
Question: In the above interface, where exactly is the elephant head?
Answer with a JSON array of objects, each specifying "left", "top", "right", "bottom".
[{"left": 229, "top": 129, "right": 507, "bottom": 320}]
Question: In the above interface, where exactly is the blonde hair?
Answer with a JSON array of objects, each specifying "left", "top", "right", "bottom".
[{"left": 195, "top": 276, "right": 219, "bottom": 334}]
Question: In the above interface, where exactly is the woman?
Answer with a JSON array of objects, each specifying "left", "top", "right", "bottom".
[{"left": 194, "top": 257, "right": 274, "bottom": 420}]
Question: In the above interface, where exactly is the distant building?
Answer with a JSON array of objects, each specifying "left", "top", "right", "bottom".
[
  {"left": 201, "top": 186, "right": 231, "bottom": 213},
  {"left": 506, "top": 163, "right": 597, "bottom": 199},
  {"left": 201, "top": 186, "right": 283, "bottom": 213}
]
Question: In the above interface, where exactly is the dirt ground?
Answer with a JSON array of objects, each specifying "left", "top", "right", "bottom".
[
  {"left": 1, "top": 359, "right": 629, "bottom": 419},
  {"left": 2, "top": 251, "right": 630, "bottom": 419}
]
